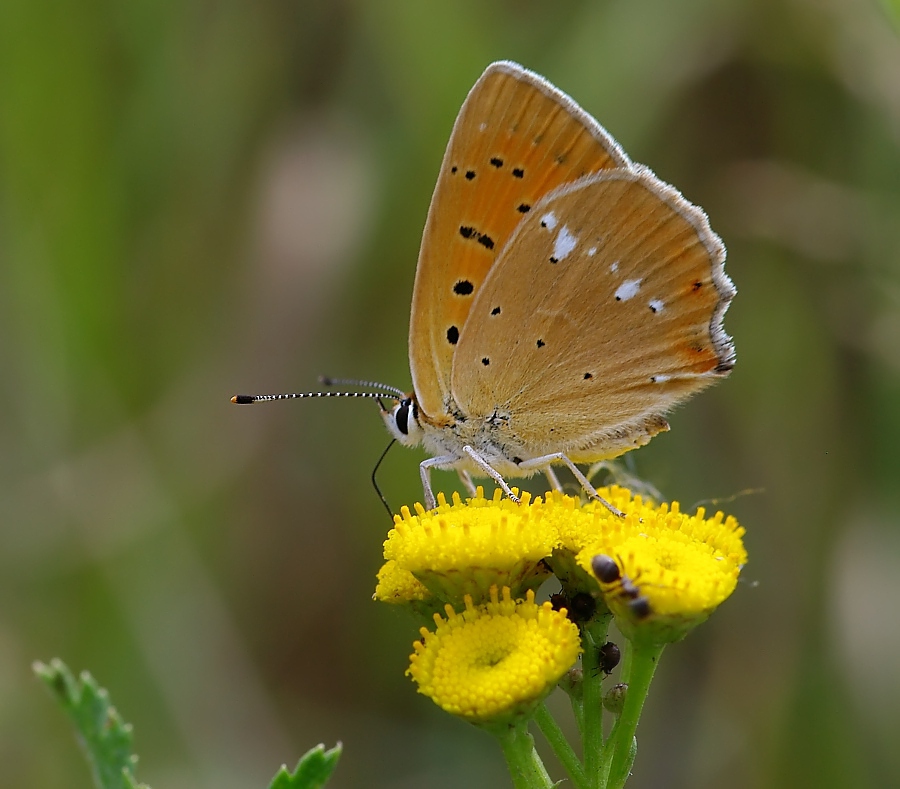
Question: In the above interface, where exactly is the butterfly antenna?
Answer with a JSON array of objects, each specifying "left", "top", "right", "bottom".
[
  {"left": 371, "top": 439, "right": 397, "bottom": 520},
  {"left": 231, "top": 386, "right": 400, "bottom": 518},
  {"left": 231, "top": 391, "right": 397, "bottom": 404},
  {"left": 319, "top": 377, "right": 406, "bottom": 399}
]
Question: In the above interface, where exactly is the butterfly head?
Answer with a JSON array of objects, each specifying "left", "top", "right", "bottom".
[{"left": 381, "top": 394, "right": 424, "bottom": 448}]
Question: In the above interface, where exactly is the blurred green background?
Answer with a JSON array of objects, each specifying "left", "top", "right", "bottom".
[{"left": 2, "top": 0, "right": 899, "bottom": 787}]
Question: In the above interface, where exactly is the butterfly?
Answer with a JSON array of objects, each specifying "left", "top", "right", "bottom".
[
  {"left": 378, "top": 61, "right": 734, "bottom": 509},
  {"left": 235, "top": 61, "right": 735, "bottom": 513}
]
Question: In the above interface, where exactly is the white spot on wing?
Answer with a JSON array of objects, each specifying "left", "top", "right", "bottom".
[
  {"left": 610, "top": 260, "right": 619, "bottom": 273},
  {"left": 649, "top": 299, "right": 665, "bottom": 313},
  {"left": 615, "top": 278, "right": 642, "bottom": 301},
  {"left": 552, "top": 226, "right": 578, "bottom": 262},
  {"left": 540, "top": 211, "right": 558, "bottom": 231},
  {"left": 652, "top": 374, "right": 672, "bottom": 383},
  {"left": 479, "top": 122, "right": 487, "bottom": 132},
  {"left": 587, "top": 246, "right": 597, "bottom": 256}
]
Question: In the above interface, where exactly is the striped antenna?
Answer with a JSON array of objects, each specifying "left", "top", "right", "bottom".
[
  {"left": 319, "top": 377, "right": 406, "bottom": 398},
  {"left": 231, "top": 381, "right": 406, "bottom": 517},
  {"left": 231, "top": 390, "right": 400, "bottom": 405}
]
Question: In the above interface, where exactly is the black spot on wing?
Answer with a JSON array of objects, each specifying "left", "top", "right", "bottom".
[
  {"left": 517, "top": 203, "right": 531, "bottom": 213},
  {"left": 453, "top": 280, "right": 474, "bottom": 295},
  {"left": 465, "top": 170, "right": 476, "bottom": 180},
  {"left": 490, "top": 306, "right": 501, "bottom": 316},
  {"left": 536, "top": 339, "right": 545, "bottom": 348},
  {"left": 459, "top": 226, "right": 495, "bottom": 251},
  {"left": 512, "top": 167, "right": 524, "bottom": 178},
  {"left": 446, "top": 326, "right": 459, "bottom": 345},
  {"left": 490, "top": 157, "right": 503, "bottom": 168},
  {"left": 481, "top": 357, "right": 490, "bottom": 366}
]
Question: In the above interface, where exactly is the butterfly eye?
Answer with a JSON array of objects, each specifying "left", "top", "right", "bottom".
[
  {"left": 393, "top": 397, "right": 422, "bottom": 441},
  {"left": 394, "top": 399, "right": 412, "bottom": 435},
  {"left": 381, "top": 396, "right": 422, "bottom": 447}
]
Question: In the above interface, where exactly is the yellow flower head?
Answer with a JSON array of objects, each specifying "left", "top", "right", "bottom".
[
  {"left": 540, "top": 487, "right": 654, "bottom": 602},
  {"left": 549, "top": 486, "right": 651, "bottom": 554},
  {"left": 407, "top": 587, "right": 582, "bottom": 725},
  {"left": 376, "top": 486, "right": 746, "bottom": 646},
  {"left": 373, "top": 560, "right": 432, "bottom": 603},
  {"left": 383, "top": 489, "right": 556, "bottom": 605},
  {"left": 577, "top": 502, "right": 746, "bottom": 644}
]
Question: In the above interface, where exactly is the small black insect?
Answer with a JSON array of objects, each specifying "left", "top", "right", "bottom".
[
  {"left": 597, "top": 641, "right": 621, "bottom": 676},
  {"left": 591, "top": 554, "right": 621, "bottom": 584},
  {"left": 591, "top": 554, "right": 653, "bottom": 620}
]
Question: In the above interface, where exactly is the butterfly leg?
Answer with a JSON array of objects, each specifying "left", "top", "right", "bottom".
[
  {"left": 458, "top": 469, "right": 478, "bottom": 497},
  {"left": 518, "top": 453, "right": 624, "bottom": 517},
  {"left": 544, "top": 466, "right": 563, "bottom": 492},
  {"left": 462, "top": 446, "right": 521, "bottom": 503},
  {"left": 419, "top": 454, "right": 463, "bottom": 511}
]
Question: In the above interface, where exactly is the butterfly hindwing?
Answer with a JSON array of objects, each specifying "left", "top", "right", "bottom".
[
  {"left": 409, "top": 61, "right": 631, "bottom": 422},
  {"left": 450, "top": 166, "right": 735, "bottom": 461}
]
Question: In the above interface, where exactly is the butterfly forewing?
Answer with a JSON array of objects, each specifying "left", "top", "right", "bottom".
[
  {"left": 451, "top": 166, "right": 734, "bottom": 460},
  {"left": 409, "top": 61, "right": 631, "bottom": 422}
]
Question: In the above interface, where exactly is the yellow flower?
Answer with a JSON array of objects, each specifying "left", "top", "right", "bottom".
[
  {"left": 375, "top": 487, "right": 746, "bottom": 646},
  {"left": 548, "top": 486, "right": 650, "bottom": 554},
  {"left": 540, "top": 487, "right": 653, "bottom": 603},
  {"left": 577, "top": 503, "right": 746, "bottom": 644},
  {"left": 373, "top": 559, "right": 448, "bottom": 620},
  {"left": 373, "top": 559, "right": 431, "bottom": 603},
  {"left": 407, "top": 587, "right": 582, "bottom": 725},
  {"left": 383, "top": 489, "right": 556, "bottom": 605}
]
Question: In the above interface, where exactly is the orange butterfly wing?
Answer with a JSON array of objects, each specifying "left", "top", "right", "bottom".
[
  {"left": 409, "top": 61, "right": 630, "bottom": 424},
  {"left": 450, "top": 166, "right": 735, "bottom": 462}
]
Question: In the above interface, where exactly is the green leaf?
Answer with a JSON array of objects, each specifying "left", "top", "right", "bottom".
[
  {"left": 33, "top": 658, "right": 149, "bottom": 789},
  {"left": 267, "top": 743, "right": 343, "bottom": 789}
]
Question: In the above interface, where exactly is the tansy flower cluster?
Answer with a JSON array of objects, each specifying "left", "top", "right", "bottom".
[
  {"left": 407, "top": 587, "right": 582, "bottom": 725},
  {"left": 374, "top": 486, "right": 746, "bottom": 726}
]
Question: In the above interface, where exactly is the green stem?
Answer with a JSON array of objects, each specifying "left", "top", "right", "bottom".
[
  {"left": 496, "top": 722, "right": 555, "bottom": 789},
  {"left": 534, "top": 702, "right": 588, "bottom": 789},
  {"left": 570, "top": 689, "right": 584, "bottom": 735},
  {"left": 603, "top": 642, "right": 665, "bottom": 789},
  {"left": 581, "top": 620, "right": 610, "bottom": 788}
]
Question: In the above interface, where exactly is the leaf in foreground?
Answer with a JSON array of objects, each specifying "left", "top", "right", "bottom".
[
  {"left": 34, "top": 658, "right": 149, "bottom": 789},
  {"left": 268, "top": 743, "right": 342, "bottom": 789}
]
